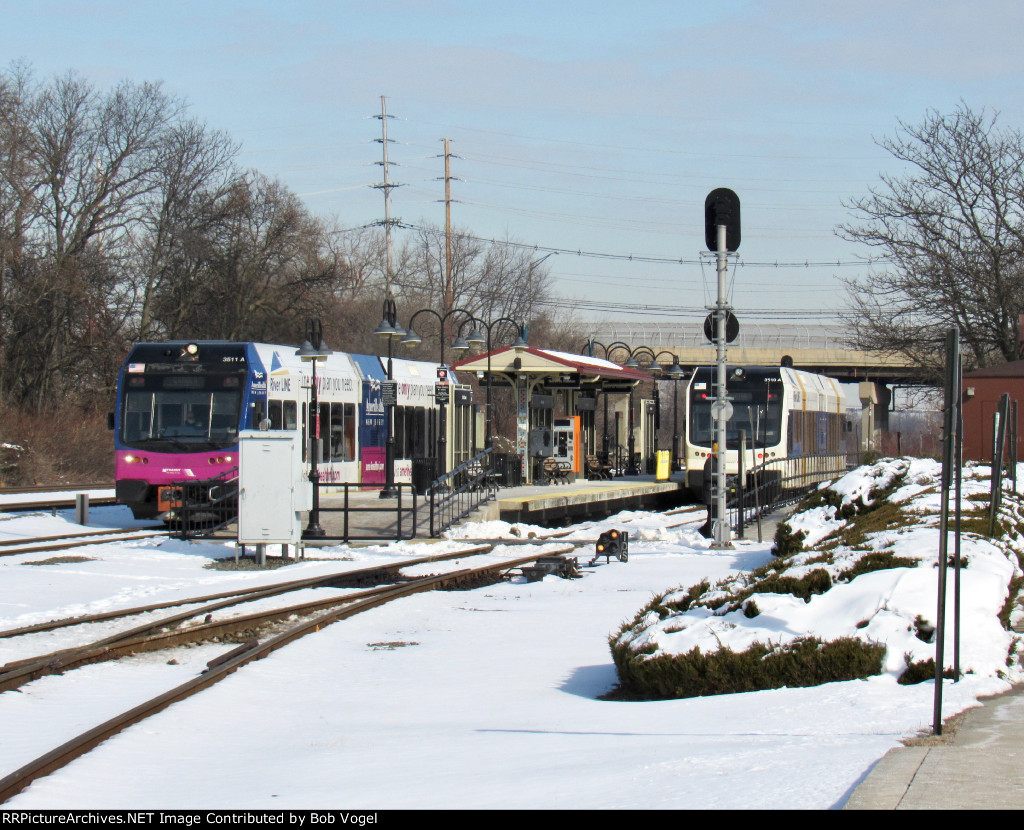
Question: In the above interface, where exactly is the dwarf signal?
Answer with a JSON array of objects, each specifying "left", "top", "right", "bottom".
[{"left": 590, "top": 529, "right": 629, "bottom": 566}]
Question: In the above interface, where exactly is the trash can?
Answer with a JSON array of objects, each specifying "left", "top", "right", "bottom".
[
  {"left": 411, "top": 457, "right": 437, "bottom": 495},
  {"left": 655, "top": 450, "right": 671, "bottom": 481}
]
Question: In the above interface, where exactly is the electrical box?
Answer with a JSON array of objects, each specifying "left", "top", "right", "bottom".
[{"left": 238, "top": 430, "right": 310, "bottom": 545}]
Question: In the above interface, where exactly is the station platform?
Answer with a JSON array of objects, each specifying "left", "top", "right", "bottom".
[
  {"left": 305, "top": 475, "right": 691, "bottom": 544},
  {"left": 481, "top": 476, "right": 688, "bottom": 525}
]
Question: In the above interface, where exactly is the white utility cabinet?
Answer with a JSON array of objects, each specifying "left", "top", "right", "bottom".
[{"left": 237, "top": 430, "right": 311, "bottom": 545}]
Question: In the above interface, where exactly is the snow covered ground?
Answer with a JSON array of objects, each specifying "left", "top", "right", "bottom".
[{"left": 0, "top": 459, "right": 1021, "bottom": 810}]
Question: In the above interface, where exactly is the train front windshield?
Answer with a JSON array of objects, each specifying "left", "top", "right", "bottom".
[
  {"left": 121, "top": 375, "right": 242, "bottom": 452},
  {"left": 689, "top": 368, "right": 784, "bottom": 450}
]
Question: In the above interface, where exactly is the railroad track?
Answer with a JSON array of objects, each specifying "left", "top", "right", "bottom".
[
  {"left": 0, "top": 483, "right": 117, "bottom": 512},
  {"left": 0, "top": 527, "right": 166, "bottom": 558},
  {"left": 0, "top": 541, "right": 579, "bottom": 803},
  {"left": 0, "top": 543, "right": 500, "bottom": 684}
]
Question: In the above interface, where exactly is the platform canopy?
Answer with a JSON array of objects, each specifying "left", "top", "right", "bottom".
[{"left": 451, "top": 346, "right": 650, "bottom": 390}]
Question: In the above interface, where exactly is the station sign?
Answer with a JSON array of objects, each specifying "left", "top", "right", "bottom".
[
  {"left": 546, "top": 373, "right": 581, "bottom": 389},
  {"left": 381, "top": 380, "right": 398, "bottom": 407},
  {"left": 434, "top": 383, "right": 450, "bottom": 404}
]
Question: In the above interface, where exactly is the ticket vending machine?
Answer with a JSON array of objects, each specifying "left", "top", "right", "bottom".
[{"left": 552, "top": 416, "right": 581, "bottom": 474}]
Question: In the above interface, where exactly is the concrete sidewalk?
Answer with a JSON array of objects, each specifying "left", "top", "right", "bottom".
[{"left": 844, "top": 682, "right": 1024, "bottom": 810}]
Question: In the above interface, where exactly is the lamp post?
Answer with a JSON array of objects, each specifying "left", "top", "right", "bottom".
[
  {"left": 459, "top": 316, "right": 528, "bottom": 450},
  {"left": 584, "top": 339, "right": 613, "bottom": 457},
  {"left": 400, "top": 307, "right": 477, "bottom": 478},
  {"left": 660, "top": 354, "right": 686, "bottom": 470},
  {"left": 374, "top": 295, "right": 405, "bottom": 498},
  {"left": 296, "top": 318, "right": 331, "bottom": 538},
  {"left": 588, "top": 341, "right": 672, "bottom": 477}
]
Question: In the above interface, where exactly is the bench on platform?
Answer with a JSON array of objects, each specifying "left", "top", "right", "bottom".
[
  {"left": 542, "top": 456, "right": 571, "bottom": 485},
  {"left": 586, "top": 454, "right": 613, "bottom": 480}
]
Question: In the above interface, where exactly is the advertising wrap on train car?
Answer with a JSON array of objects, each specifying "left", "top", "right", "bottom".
[{"left": 360, "top": 376, "right": 385, "bottom": 484}]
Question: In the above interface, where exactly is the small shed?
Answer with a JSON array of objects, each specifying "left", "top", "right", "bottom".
[
  {"left": 452, "top": 346, "right": 650, "bottom": 482},
  {"left": 961, "top": 360, "right": 1024, "bottom": 462}
]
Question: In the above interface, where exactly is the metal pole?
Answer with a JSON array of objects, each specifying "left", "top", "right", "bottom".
[
  {"left": 713, "top": 223, "right": 732, "bottom": 548},
  {"left": 672, "top": 379, "right": 679, "bottom": 471},
  {"left": 627, "top": 388, "right": 636, "bottom": 475},
  {"left": 486, "top": 329, "right": 493, "bottom": 449},
  {"left": 953, "top": 353, "right": 963, "bottom": 680},
  {"left": 737, "top": 430, "right": 746, "bottom": 539},
  {"left": 933, "top": 327, "right": 958, "bottom": 735},
  {"left": 304, "top": 353, "right": 325, "bottom": 538},
  {"left": 438, "top": 339, "right": 447, "bottom": 478},
  {"left": 380, "top": 298, "right": 398, "bottom": 499}
]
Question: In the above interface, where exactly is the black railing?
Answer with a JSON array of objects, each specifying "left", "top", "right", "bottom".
[
  {"left": 428, "top": 448, "right": 501, "bottom": 537},
  {"left": 314, "top": 482, "right": 420, "bottom": 543},
  {"left": 172, "top": 468, "right": 239, "bottom": 539},
  {"left": 725, "top": 452, "right": 861, "bottom": 539}
]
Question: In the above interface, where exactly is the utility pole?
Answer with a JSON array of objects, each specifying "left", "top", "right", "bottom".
[
  {"left": 373, "top": 96, "right": 404, "bottom": 500},
  {"left": 373, "top": 96, "right": 403, "bottom": 289},
  {"left": 443, "top": 138, "right": 453, "bottom": 318}
]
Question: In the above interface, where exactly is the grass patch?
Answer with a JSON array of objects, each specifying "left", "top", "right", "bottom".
[
  {"left": 205, "top": 555, "right": 296, "bottom": 571},
  {"left": 772, "top": 522, "right": 806, "bottom": 557},
  {"left": 999, "top": 575, "right": 1024, "bottom": 631},
  {"left": 836, "top": 551, "right": 919, "bottom": 582},
  {"left": 21, "top": 555, "right": 95, "bottom": 565},
  {"left": 610, "top": 636, "right": 885, "bottom": 700},
  {"left": 830, "top": 501, "right": 908, "bottom": 550},
  {"left": 898, "top": 658, "right": 957, "bottom": 685}
]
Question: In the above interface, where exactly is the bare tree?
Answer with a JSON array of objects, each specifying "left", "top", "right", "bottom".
[
  {"left": 840, "top": 103, "right": 1024, "bottom": 374},
  {"left": 0, "top": 68, "right": 183, "bottom": 407},
  {"left": 392, "top": 223, "right": 555, "bottom": 357},
  {"left": 148, "top": 171, "right": 356, "bottom": 344},
  {"left": 130, "top": 118, "right": 240, "bottom": 340}
]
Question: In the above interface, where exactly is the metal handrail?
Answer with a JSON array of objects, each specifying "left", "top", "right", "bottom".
[
  {"left": 315, "top": 482, "right": 419, "bottom": 543},
  {"left": 726, "top": 451, "right": 862, "bottom": 539},
  {"left": 173, "top": 467, "right": 240, "bottom": 539},
  {"left": 428, "top": 448, "right": 500, "bottom": 536}
]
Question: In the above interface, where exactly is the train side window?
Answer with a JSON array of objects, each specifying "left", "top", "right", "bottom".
[
  {"left": 330, "top": 403, "right": 345, "bottom": 460},
  {"left": 269, "top": 400, "right": 283, "bottom": 430},
  {"left": 344, "top": 403, "right": 356, "bottom": 461},
  {"left": 283, "top": 401, "right": 297, "bottom": 430}
]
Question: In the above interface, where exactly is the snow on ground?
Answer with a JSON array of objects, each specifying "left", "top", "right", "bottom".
[{"left": 0, "top": 462, "right": 1021, "bottom": 810}]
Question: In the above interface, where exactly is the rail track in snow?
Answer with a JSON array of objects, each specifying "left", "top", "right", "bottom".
[{"left": 0, "top": 540, "right": 585, "bottom": 804}]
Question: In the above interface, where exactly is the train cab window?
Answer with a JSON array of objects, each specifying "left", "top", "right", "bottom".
[{"left": 252, "top": 400, "right": 267, "bottom": 430}]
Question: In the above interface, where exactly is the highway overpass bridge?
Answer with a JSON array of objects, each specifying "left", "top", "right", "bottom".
[{"left": 586, "top": 322, "right": 926, "bottom": 382}]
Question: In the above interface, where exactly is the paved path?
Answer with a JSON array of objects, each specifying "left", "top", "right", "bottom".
[{"left": 844, "top": 682, "right": 1024, "bottom": 809}]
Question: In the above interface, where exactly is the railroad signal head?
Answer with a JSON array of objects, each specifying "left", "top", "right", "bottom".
[
  {"left": 704, "top": 188, "right": 741, "bottom": 252},
  {"left": 593, "top": 529, "right": 629, "bottom": 564}
]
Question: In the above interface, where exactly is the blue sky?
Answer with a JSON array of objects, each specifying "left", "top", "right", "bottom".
[{"left": 4, "top": 0, "right": 1024, "bottom": 326}]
